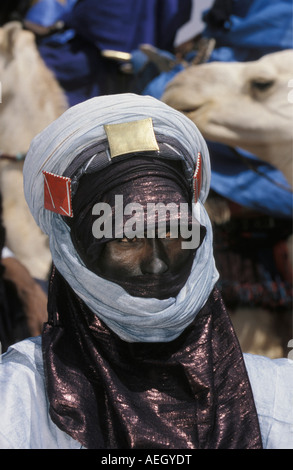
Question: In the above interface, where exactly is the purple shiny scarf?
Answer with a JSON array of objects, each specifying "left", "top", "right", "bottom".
[{"left": 43, "top": 268, "right": 263, "bottom": 449}]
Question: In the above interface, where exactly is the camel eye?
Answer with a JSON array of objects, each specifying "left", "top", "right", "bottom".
[{"left": 250, "top": 79, "right": 275, "bottom": 92}]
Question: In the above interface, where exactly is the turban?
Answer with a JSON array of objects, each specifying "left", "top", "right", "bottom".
[{"left": 23, "top": 93, "right": 218, "bottom": 342}]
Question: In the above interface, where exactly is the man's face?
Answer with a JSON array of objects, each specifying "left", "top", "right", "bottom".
[
  {"left": 68, "top": 156, "right": 201, "bottom": 298},
  {"left": 96, "top": 234, "right": 193, "bottom": 278}
]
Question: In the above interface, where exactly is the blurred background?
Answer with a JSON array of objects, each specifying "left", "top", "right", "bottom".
[{"left": 0, "top": 0, "right": 292, "bottom": 359}]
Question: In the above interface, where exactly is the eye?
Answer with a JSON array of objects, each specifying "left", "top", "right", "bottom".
[
  {"left": 118, "top": 236, "right": 138, "bottom": 243},
  {"left": 158, "top": 231, "right": 173, "bottom": 241},
  {"left": 161, "top": 232, "right": 181, "bottom": 244},
  {"left": 250, "top": 78, "right": 275, "bottom": 93}
]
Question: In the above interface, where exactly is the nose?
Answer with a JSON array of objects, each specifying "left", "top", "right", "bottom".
[
  {"left": 140, "top": 239, "right": 169, "bottom": 275},
  {"left": 143, "top": 256, "right": 168, "bottom": 274}
]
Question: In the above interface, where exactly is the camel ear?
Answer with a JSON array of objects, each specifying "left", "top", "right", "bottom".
[{"left": 0, "top": 21, "right": 22, "bottom": 55}]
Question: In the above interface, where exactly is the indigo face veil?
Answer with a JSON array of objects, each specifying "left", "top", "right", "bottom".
[
  {"left": 66, "top": 155, "right": 205, "bottom": 300},
  {"left": 23, "top": 94, "right": 262, "bottom": 449}
]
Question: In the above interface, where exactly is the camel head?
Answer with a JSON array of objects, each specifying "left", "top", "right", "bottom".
[
  {"left": 162, "top": 50, "right": 293, "bottom": 186},
  {"left": 0, "top": 21, "right": 67, "bottom": 154}
]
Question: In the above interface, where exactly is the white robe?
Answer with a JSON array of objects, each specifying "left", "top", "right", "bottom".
[{"left": 0, "top": 336, "right": 292, "bottom": 449}]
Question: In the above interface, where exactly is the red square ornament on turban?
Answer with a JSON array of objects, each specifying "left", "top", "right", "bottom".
[
  {"left": 43, "top": 171, "right": 73, "bottom": 217},
  {"left": 193, "top": 152, "right": 202, "bottom": 203}
]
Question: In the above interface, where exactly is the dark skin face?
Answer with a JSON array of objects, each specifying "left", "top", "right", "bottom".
[{"left": 97, "top": 234, "right": 193, "bottom": 278}]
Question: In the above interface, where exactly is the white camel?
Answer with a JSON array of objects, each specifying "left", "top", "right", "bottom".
[
  {"left": 0, "top": 21, "right": 68, "bottom": 279},
  {"left": 162, "top": 49, "right": 293, "bottom": 187}
]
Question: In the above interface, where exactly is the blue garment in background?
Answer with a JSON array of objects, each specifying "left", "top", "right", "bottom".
[
  {"left": 62, "top": 0, "right": 192, "bottom": 53},
  {"left": 38, "top": 39, "right": 101, "bottom": 107},
  {"left": 208, "top": 143, "right": 292, "bottom": 218},
  {"left": 203, "top": 0, "right": 293, "bottom": 62},
  {"left": 25, "top": 0, "right": 100, "bottom": 106},
  {"left": 25, "top": 0, "right": 77, "bottom": 25},
  {"left": 26, "top": 0, "right": 192, "bottom": 105},
  {"left": 25, "top": 0, "right": 77, "bottom": 43}
]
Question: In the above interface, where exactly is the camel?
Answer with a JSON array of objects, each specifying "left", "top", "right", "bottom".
[
  {"left": 162, "top": 49, "right": 293, "bottom": 187},
  {"left": 0, "top": 21, "right": 68, "bottom": 279}
]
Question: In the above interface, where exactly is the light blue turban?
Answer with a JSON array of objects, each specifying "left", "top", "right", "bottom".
[{"left": 23, "top": 93, "right": 219, "bottom": 342}]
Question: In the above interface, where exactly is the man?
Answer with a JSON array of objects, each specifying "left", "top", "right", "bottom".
[{"left": 0, "top": 94, "right": 292, "bottom": 449}]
